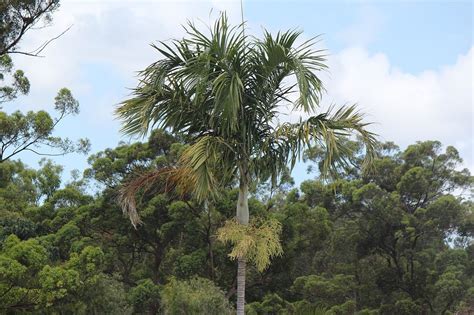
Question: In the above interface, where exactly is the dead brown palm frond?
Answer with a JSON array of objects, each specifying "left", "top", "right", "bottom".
[{"left": 118, "top": 166, "right": 195, "bottom": 228}]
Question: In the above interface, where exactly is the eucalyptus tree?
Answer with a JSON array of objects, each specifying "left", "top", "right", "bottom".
[
  {"left": 1, "top": 0, "right": 62, "bottom": 105},
  {"left": 1, "top": 0, "right": 60, "bottom": 56},
  {"left": 116, "top": 14, "right": 376, "bottom": 314},
  {"left": 0, "top": 88, "right": 90, "bottom": 163},
  {"left": 0, "top": 1, "right": 89, "bottom": 162}
]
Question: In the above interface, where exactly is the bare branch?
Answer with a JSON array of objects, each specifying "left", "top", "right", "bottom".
[
  {"left": 9, "top": 25, "right": 73, "bottom": 58},
  {"left": 23, "top": 148, "right": 69, "bottom": 157},
  {"left": 0, "top": 0, "right": 59, "bottom": 56}
]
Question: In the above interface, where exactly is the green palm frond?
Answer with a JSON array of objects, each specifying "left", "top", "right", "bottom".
[
  {"left": 116, "top": 12, "right": 377, "bottom": 204},
  {"left": 274, "top": 104, "right": 377, "bottom": 177},
  {"left": 250, "top": 30, "right": 327, "bottom": 114},
  {"left": 179, "top": 135, "right": 237, "bottom": 201}
]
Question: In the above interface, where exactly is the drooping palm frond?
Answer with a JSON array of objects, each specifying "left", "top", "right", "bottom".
[
  {"left": 116, "top": 13, "right": 249, "bottom": 139},
  {"left": 118, "top": 135, "right": 238, "bottom": 227},
  {"left": 273, "top": 104, "right": 377, "bottom": 177},
  {"left": 179, "top": 135, "right": 237, "bottom": 201},
  {"left": 249, "top": 30, "right": 327, "bottom": 114},
  {"left": 118, "top": 167, "right": 183, "bottom": 228}
]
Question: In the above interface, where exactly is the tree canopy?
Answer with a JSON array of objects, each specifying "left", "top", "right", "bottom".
[
  {"left": 0, "top": 132, "right": 471, "bottom": 314},
  {"left": 0, "top": 1, "right": 89, "bottom": 163}
]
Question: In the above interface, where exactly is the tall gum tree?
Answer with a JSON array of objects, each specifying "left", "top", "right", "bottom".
[
  {"left": 0, "top": 0, "right": 89, "bottom": 162},
  {"left": 116, "top": 14, "right": 377, "bottom": 314}
]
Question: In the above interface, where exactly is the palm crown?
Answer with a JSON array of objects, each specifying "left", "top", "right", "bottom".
[{"left": 116, "top": 14, "right": 377, "bottom": 201}]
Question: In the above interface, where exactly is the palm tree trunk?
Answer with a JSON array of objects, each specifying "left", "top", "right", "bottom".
[
  {"left": 236, "top": 257, "right": 247, "bottom": 315},
  {"left": 236, "top": 179, "right": 249, "bottom": 225},
  {"left": 236, "top": 176, "right": 249, "bottom": 315},
  {"left": 206, "top": 201, "right": 215, "bottom": 280}
]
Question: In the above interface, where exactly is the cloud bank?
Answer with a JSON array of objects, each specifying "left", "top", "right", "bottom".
[{"left": 325, "top": 46, "right": 472, "bottom": 168}]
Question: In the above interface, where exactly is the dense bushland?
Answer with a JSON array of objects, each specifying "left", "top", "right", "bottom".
[{"left": 0, "top": 131, "right": 472, "bottom": 314}]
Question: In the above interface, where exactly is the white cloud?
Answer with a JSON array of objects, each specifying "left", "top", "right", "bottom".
[
  {"left": 323, "top": 46, "right": 473, "bottom": 168},
  {"left": 276, "top": 45, "right": 473, "bottom": 171},
  {"left": 10, "top": 0, "right": 242, "bottom": 104}
]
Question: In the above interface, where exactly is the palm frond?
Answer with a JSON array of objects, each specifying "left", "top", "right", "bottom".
[
  {"left": 274, "top": 104, "right": 377, "bottom": 177},
  {"left": 118, "top": 166, "right": 201, "bottom": 228},
  {"left": 179, "top": 135, "right": 237, "bottom": 201},
  {"left": 250, "top": 30, "right": 327, "bottom": 114},
  {"left": 118, "top": 167, "right": 183, "bottom": 228},
  {"left": 116, "top": 12, "right": 376, "bottom": 199}
]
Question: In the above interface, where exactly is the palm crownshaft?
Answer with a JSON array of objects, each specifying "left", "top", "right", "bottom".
[{"left": 116, "top": 14, "right": 376, "bottom": 314}]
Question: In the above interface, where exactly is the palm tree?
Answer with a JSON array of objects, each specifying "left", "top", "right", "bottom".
[{"left": 116, "top": 14, "right": 377, "bottom": 314}]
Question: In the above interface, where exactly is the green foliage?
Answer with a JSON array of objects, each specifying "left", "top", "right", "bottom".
[
  {"left": 433, "top": 267, "right": 466, "bottom": 312},
  {"left": 292, "top": 274, "right": 355, "bottom": 306},
  {"left": 247, "top": 294, "right": 332, "bottom": 315},
  {"left": 0, "top": 125, "right": 471, "bottom": 314},
  {"left": 128, "top": 279, "right": 161, "bottom": 313},
  {"left": 0, "top": 54, "right": 29, "bottom": 103},
  {"left": 0, "top": 254, "right": 26, "bottom": 286},
  {"left": 3, "top": 235, "right": 48, "bottom": 270},
  {"left": 0, "top": 90, "right": 90, "bottom": 163},
  {"left": 0, "top": 0, "right": 59, "bottom": 56},
  {"left": 39, "top": 265, "right": 80, "bottom": 306},
  {"left": 0, "top": 217, "right": 37, "bottom": 240},
  {"left": 327, "top": 300, "right": 356, "bottom": 315},
  {"left": 54, "top": 88, "right": 79, "bottom": 115},
  {"left": 173, "top": 249, "right": 207, "bottom": 278},
  {"left": 161, "top": 277, "right": 233, "bottom": 315},
  {"left": 247, "top": 293, "right": 296, "bottom": 315},
  {"left": 378, "top": 298, "right": 421, "bottom": 315}
]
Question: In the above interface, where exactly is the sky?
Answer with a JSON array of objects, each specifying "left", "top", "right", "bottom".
[{"left": 7, "top": 0, "right": 473, "bottom": 186}]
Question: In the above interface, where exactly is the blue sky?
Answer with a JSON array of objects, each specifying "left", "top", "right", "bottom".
[
  {"left": 246, "top": 1, "right": 472, "bottom": 71},
  {"left": 7, "top": 0, "right": 473, "bottom": 186}
]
